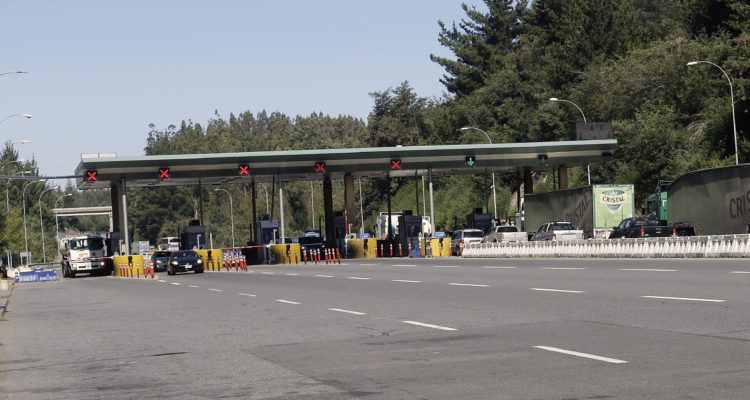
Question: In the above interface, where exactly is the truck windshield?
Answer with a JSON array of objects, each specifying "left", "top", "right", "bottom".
[{"left": 70, "top": 238, "right": 104, "bottom": 250}]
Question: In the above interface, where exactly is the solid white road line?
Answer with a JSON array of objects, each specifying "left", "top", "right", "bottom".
[
  {"left": 347, "top": 277, "right": 372, "bottom": 280},
  {"left": 276, "top": 299, "right": 300, "bottom": 305},
  {"left": 449, "top": 283, "right": 489, "bottom": 287},
  {"left": 208, "top": 288, "right": 223, "bottom": 292},
  {"left": 402, "top": 320, "right": 458, "bottom": 331},
  {"left": 641, "top": 295, "right": 725, "bottom": 303},
  {"left": 393, "top": 264, "right": 416, "bottom": 267},
  {"left": 285, "top": 273, "right": 300, "bottom": 276},
  {"left": 238, "top": 293, "right": 256, "bottom": 297},
  {"left": 531, "top": 288, "right": 584, "bottom": 293},
  {"left": 730, "top": 271, "right": 750, "bottom": 274},
  {"left": 261, "top": 272, "right": 275, "bottom": 275},
  {"left": 534, "top": 346, "right": 628, "bottom": 364},
  {"left": 171, "top": 282, "right": 181, "bottom": 286},
  {"left": 482, "top": 266, "right": 517, "bottom": 269},
  {"left": 315, "top": 274, "right": 334, "bottom": 278},
  {"left": 392, "top": 279, "right": 422, "bottom": 283},
  {"left": 329, "top": 308, "right": 366, "bottom": 315},
  {"left": 542, "top": 267, "right": 586, "bottom": 270},
  {"left": 620, "top": 268, "right": 677, "bottom": 272},
  {"left": 189, "top": 285, "right": 199, "bottom": 288}
]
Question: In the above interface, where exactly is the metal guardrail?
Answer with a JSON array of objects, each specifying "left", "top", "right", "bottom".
[{"left": 462, "top": 235, "right": 750, "bottom": 258}]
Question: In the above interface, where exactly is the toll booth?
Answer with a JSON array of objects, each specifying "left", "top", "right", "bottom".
[
  {"left": 398, "top": 211, "right": 423, "bottom": 257},
  {"left": 333, "top": 211, "right": 347, "bottom": 246},
  {"left": 467, "top": 208, "right": 492, "bottom": 232},
  {"left": 180, "top": 221, "right": 206, "bottom": 250},
  {"left": 254, "top": 220, "right": 280, "bottom": 263}
]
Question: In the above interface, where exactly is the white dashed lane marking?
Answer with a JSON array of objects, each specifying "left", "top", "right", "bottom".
[
  {"left": 276, "top": 299, "right": 300, "bottom": 305},
  {"left": 238, "top": 293, "right": 256, "bottom": 297},
  {"left": 449, "top": 283, "right": 489, "bottom": 287},
  {"left": 392, "top": 279, "right": 422, "bottom": 283},
  {"left": 731, "top": 271, "right": 750, "bottom": 274},
  {"left": 189, "top": 285, "right": 199, "bottom": 288},
  {"left": 208, "top": 288, "right": 223, "bottom": 292},
  {"left": 402, "top": 320, "right": 457, "bottom": 331},
  {"left": 158, "top": 280, "right": 167, "bottom": 283},
  {"left": 329, "top": 308, "right": 366, "bottom": 315},
  {"left": 315, "top": 275, "right": 334, "bottom": 278},
  {"left": 434, "top": 265, "right": 460, "bottom": 268},
  {"left": 542, "top": 267, "right": 586, "bottom": 270},
  {"left": 534, "top": 346, "right": 628, "bottom": 364},
  {"left": 531, "top": 288, "right": 584, "bottom": 293},
  {"left": 393, "top": 264, "right": 416, "bottom": 267},
  {"left": 359, "top": 263, "right": 377, "bottom": 266},
  {"left": 285, "top": 273, "right": 300, "bottom": 276},
  {"left": 641, "top": 295, "right": 725, "bottom": 303},
  {"left": 261, "top": 272, "right": 275, "bottom": 275},
  {"left": 620, "top": 268, "right": 677, "bottom": 272},
  {"left": 482, "top": 266, "right": 517, "bottom": 269},
  {"left": 347, "top": 277, "right": 372, "bottom": 280},
  {"left": 171, "top": 282, "right": 181, "bottom": 286}
]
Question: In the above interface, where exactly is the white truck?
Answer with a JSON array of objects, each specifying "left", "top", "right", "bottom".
[
  {"left": 375, "top": 212, "right": 432, "bottom": 240},
  {"left": 483, "top": 225, "right": 528, "bottom": 242},
  {"left": 59, "top": 234, "right": 112, "bottom": 278},
  {"left": 530, "top": 221, "right": 585, "bottom": 241}
]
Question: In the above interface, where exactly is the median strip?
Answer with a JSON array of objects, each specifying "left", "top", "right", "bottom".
[
  {"left": 641, "top": 295, "right": 725, "bottom": 303},
  {"left": 329, "top": 308, "right": 366, "bottom": 315},
  {"left": 533, "top": 346, "right": 628, "bottom": 364},
  {"left": 402, "top": 320, "right": 457, "bottom": 331},
  {"left": 531, "top": 288, "right": 584, "bottom": 293},
  {"left": 276, "top": 299, "right": 300, "bottom": 305}
]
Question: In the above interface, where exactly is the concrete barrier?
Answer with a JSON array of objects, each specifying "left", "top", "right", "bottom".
[{"left": 462, "top": 234, "right": 750, "bottom": 258}]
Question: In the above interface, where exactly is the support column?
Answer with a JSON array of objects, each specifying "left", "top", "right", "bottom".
[
  {"left": 386, "top": 175, "right": 393, "bottom": 242},
  {"left": 251, "top": 180, "right": 257, "bottom": 244},
  {"left": 428, "top": 168, "right": 435, "bottom": 234},
  {"left": 110, "top": 183, "right": 122, "bottom": 255},
  {"left": 344, "top": 173, "right": 355, "bottom": 235},
  {"left": 524, "top": 168, "right": 534, "bottom": 195},
  {"left": 557, "top": 165, "right": 568, "bottom": 189},
  {"left": 279, "top": 176, "right": 285, "bottom": 244},
  {"left": 114, "top": 177, "right": 130, "bottom": 255},
  {"left": 323, "top": 175, "right": 335, "bottom": 248}
]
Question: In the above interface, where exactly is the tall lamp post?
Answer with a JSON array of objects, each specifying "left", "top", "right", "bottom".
[
  {"left": 258, "top": 183, "right": 270, "bottom": 216},
  {"left": 22, "top": 179, "right": 46, "bottom": 264},
  {"left": 54, "top": 194, "right": 72, "bottom": 256},
  {"left": 6, "top": 170, "right": 32, "bottom": 212},
  {"left": 687, "top": 61, "right": 739, "bottom": 165},
  {"left": 0, "top": 113, "right": 32, "bottom": 125},
  {"left": 38, "top": 186, "right": 59, "bottom": 263},
  {"left": 459, "top": 127, "right": 497, "bottom": 220},
  {"left": 214, "top": 188, "right": 235, "bottom": 248},
  {"left": 0, "top": 71, "right": 27, "bottom": 78},
  {"left": 550, "top": 97, "right": 591, "bottom": 185}
]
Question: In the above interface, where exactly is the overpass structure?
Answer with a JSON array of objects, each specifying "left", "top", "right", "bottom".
[{"left": 74, "top": 140, "right": 617, "bottom": 254}]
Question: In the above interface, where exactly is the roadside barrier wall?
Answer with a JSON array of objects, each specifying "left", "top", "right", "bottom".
[
  {"left": 270, "top": 244, "right": 302, "bottom": 264},
  {"left": 348, "top": 239, "right": 377, "bottom": 258},
  {"left": 429, "top": 238, "right": 452, "bottom": 257},
  {"left": 196, "top": 249, "right": 223, "bottom": 271},
  {"left": 461, "top": 235, "right": 750, "bottom": 258}
]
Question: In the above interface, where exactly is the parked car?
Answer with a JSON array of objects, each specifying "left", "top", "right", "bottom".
[
  {"left": 530, "top": 222, "right": 585, "bottom": 241},
  {"left": 167, "top": 250, "right": 204, "bottom": 275},
  {"left": 608, "top": 216, "right": 696, "bottom": 239},
  {"left": 451, "top": 229, "right": 484, "bottom": 256},
  {"left": 483, "top": 225, "right": 528, "bottom": 243},
  {"left": 150, "top": 250, "right": 171, "bottom": 272}
]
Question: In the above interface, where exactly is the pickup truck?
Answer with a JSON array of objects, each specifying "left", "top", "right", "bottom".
[
  {"left": 530, "top": 222, "right": 584, "bottom": 241},
  {"left": 483, "top": 225, "right": 528, "bottom": 242},
  {"left": 608, "top": 216, "right": 696, "bottom": 239}
]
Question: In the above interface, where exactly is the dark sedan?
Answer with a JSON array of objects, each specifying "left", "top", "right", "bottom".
[
  {"left": 151, "top": 251, "right": 171, "bottom": 272},
  {"left": 167, "top": 250, "right": 204, "bottom": 275}
]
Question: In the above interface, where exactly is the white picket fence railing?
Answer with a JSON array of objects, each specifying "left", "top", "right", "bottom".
[{"left": 462, "top": 235, "right": 750, "bottom": 258}]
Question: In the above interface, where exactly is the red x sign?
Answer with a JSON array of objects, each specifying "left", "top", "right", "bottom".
[
  {"left": 159, "top": 168, "right": 170, "bottom": 179},
  {"left": 390, "top": 159, "right": 401, "bottom": 170},
  {"left": 85, "top": 170, "right": 97, "bottom": 182},
  {"left": 315, "top": 162, "right": 326, "bottom": 173},
  {"left": 239, "top": 164, "right": 250, "bottom": 175}
]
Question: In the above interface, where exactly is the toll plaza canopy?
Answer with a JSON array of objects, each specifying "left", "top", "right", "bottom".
[
  {"left": 75, "top": 140, "right": 616, "bottom": 188},
  {"left": 74, "top": 139, "right": 616, "bottom": 254}
]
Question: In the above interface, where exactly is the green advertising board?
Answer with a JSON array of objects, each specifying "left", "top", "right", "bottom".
[{"left": 592, "top": 185, "right": 635, "bottom": 231}]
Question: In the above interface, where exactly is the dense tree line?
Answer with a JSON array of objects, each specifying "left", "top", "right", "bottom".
[{"left": 2, "top": 0, "right": 747, "bottom": 260}]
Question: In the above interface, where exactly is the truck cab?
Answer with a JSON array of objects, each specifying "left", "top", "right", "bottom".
[{"left": 59, "top": 234, "right": 112, "bottom": 278}]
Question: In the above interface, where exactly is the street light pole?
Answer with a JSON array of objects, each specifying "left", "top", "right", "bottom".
[
  {"left": 550, "top": 97, "right": 590, "bottom": 185},
  {"left": 0, "top": 71, "right": 27, "bottom": 78},
  {"left": 309, "top": 181, "right": 315, "bottom": 229},
  {"left": 38, "top": 187, "right": 58, "bottom": 263},
  {"left": 259, "top": 183, "right": 270, "bottom": 216},
  {"left": 22, "top": 179, "right": 45, "bottom": 265},
  {"left": 0, "top": 113, "right": 32, "bottom": 125},
  {"left": 687, "top": 61, "right": 739, "bottom": 165},
  {"left": 6, "top": 170, "right": 32, "bottom": 212},
  {"left": 214, "top": 188, "right": 235, "bottom": 248},
  {"left": 54, "top": 194, "right": 72, "bottom": 259},
  {"left": 459, "top": 126, "right": 497, "bottom": 220}
]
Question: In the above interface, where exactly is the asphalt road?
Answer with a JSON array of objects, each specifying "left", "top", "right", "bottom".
[{"left": 1, "top": 257, "right": 749, "bottom": 399}]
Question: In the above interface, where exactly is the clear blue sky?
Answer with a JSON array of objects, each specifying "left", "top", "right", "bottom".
[{"left": 0, "top": 0, "right": 485, "bottom": 183}]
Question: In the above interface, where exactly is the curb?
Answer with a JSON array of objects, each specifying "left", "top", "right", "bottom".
[{"left": 0, "top": 279, "right": 15, "bottom": 321}]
